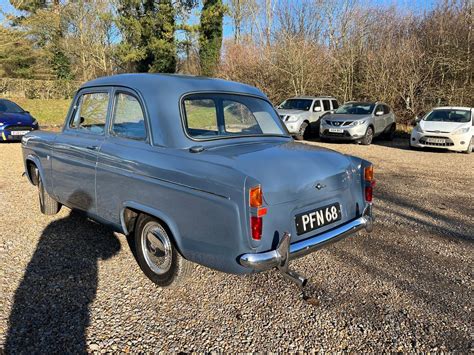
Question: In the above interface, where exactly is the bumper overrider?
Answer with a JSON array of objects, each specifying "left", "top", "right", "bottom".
[{"left": 239, "top": 204, "right": 373, "bottom": 285}]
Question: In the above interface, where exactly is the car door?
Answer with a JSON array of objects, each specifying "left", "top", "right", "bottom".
[
  {"left": 373, "top": 104, "right": 386, "bottom": 134},
  {"left": 383, "top": 104, "right": 394, "bottom": 128},
  {"left": 322, "top": 99, "right": 331, "bottom": 115},
  {"left": 96, "top": 89, "right": 151, "bottom": 225},
  {"left": 52, "top": 89, "right": 111, "bottom": 213},
  {"left": 310, "top": 99, "right": 322, "bottom": 122}
]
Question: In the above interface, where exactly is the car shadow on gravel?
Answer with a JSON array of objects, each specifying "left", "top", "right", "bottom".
[
  {"left": 5, "top": 208, "right": 121, "bottom": 353},
  {"left": 377, "top": 190, "right": 474, "bottom": 242}
]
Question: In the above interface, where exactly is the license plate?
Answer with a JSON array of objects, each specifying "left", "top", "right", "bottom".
[
  {"left": 11, "top": 131, "right": 29, "bottom": 136},
  {"left": 295, "top": 202, "right": 342, "bottom": 235},
  {"left": 426, "top": 138, "right": 445, "bottom": 144},
  {"left": 329, "top": 128, "right": 344, "bottom": 133}
]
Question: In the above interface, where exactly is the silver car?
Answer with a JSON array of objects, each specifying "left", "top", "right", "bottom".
[
  {"left": 277, "top": 96, "right": 339, "bottom": 140},
  {"left": 320, "top": 101, "right": 396, "bottom": 145}
]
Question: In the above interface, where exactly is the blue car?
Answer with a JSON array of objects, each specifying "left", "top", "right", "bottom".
[
  {"left": 21, "top": 74, "right": 374, "bottom": 288},
  {"left": 0, "top": 99, "right": 39, "bottom": 141}
]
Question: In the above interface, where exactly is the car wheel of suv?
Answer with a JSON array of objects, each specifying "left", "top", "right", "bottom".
[
  {"left": 134, "top": 214, "right": 193, "bottom": 287},
  {"left": 37, "top": 168, "right": 61, "bottom": 215},
  {"left": 360, "top": 126, "right": 374, "bottom": 145},
  {"left": 295, "top": 121, "right": 309, "bottom": 141},
  {"left": 385, "top": 123, "right": 396, "bottom": 141},
  {"left": 464, "top": 137, "right": 473, "bottom": 154}
]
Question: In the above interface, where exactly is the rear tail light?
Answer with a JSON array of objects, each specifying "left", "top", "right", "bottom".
[
  {"left": 365, "top": 185, "right": 373, "bottom": 202},
  {"left": 249, "top": 185, "right": 265, "bottom": 240},
  {"left": 364, "top": 165, "right": 375, "bottom": 202},
  {"left": 250, "top": 216, "right": 262, "bottom": 240}
]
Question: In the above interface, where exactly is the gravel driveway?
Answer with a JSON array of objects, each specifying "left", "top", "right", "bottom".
[{"left": 1, "top": 138, "right": 473, "bottom": 353}]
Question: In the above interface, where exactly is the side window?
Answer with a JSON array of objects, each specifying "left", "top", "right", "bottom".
[
  {"left": 322, "top": 100, "right": 331, "bottom": 111},
  {"left": 331, "top": 100, "right": 339, "bottom": 110},
  {"left": 112, "top": 93, "right": 147, "bottom": 140},
  {"left": 383, "top": 105, "right": 390, "bottom": 114},
  {"left": 375, "top": 105, "right": 384, "bottom": 114},
  {"left": 223, "top": 100, "right": 262, "bottom": 135},
  {"left": 312, "top": 100, "right": 321, "bottom": 112},
  {"left": 184, "top": 98, "right": 218, "bottom": 136},
  {"left": 70, "top": 92, "right": 109, "bottom": 134}
]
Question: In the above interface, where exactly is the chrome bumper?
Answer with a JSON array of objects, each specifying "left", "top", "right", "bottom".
[{"left": 240, "top": 205, "right": 373, "bottom": 271}]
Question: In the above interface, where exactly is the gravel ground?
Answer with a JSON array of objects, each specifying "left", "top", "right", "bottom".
[{"left": 1, "top": 138, "right": 473, "bottom": 353}]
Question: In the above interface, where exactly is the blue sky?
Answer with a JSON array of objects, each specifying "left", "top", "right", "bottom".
[{"left": 1, "top": 0, "right": 438, "bottom": 39}]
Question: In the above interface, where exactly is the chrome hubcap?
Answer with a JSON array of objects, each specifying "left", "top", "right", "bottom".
[{"left": 141, "top": 223, "right": 172, "bottom": 275}]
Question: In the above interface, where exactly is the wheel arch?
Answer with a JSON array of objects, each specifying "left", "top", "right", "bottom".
[
  {"left": 120, "top": 201, "right": 185, "bottom": 255},
  {"left": 25, "top": 155, "right": 43, "bottom": 186}
]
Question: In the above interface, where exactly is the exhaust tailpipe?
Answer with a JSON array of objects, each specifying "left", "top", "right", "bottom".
[
  {"left": 276, "top": 232, "right": 308, "bottom": 289},
  {"left": 281, "top": 269, "right": 308, "bottom": 288}
]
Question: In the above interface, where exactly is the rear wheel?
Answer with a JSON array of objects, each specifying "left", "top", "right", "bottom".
[
  {"left": 134, "top": 214, "right": 193, "bottom": 287},
  {"left": 295, "top": 122, "right": 309, "bottom": 141},
  {"left": 385, "top": 123, "right": 396, "bottom": 141},
  {"left": 360, "top": 126, "right": 374, "bottom": 145},
  {"left": 37, "top": 169, "right": 61, "bottom": 215}
]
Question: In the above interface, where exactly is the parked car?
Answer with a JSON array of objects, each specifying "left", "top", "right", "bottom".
[
  {"left": 0, "top": 99, "right": 39, "bottom": 141},
  {"left": 320, "top": 101, "right": 396, "bottom": 145},
  {"left": 21, "top": 74, "right": 374, "bottom": 288},
  {"left": 277, "top": 96, "right": 339, "bottom": 140},
  {"left": 410, "top": 107, "right": 473, "bottom": 154}
]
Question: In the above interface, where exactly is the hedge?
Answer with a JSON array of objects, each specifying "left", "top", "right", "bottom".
[{"left": 0, "top": 78, "right": 81, "bottom": 99}]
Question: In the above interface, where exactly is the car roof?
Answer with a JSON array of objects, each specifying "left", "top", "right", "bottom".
[
  {"left": 78, "top": 73, "right": 270, "bottom": 148},
  {"left": 288, "top": 96, "right": 336, "bottom": 100},
  {"left": 432, "top": 106, "right": 473, "bottom": 111},
  {"left": 344, "top": 101, "right": 378, "bottom": 105},
  {"left": 83, "top": 73, "right": 264, "bottom": 98}
]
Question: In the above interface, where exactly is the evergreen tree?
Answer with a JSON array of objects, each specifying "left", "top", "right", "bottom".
[
  {"left": 199, "top": 0, "right": 225, "bottom": 76},
  {"left": 0, "top": 28, "right": 38, "bottom": 78},
  {"left": 9, "top": 0, "right": 73, "bottom": 80},
  {"left": 116, "top": 0, "right": 177, "bottom": 73}
]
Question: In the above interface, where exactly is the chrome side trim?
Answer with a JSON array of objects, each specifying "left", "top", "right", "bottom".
[{"left": 240, "top": 206, "right": 373, "bottom": 271}]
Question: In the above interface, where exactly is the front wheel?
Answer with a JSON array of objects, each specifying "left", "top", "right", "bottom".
[
  {"left": 134, "top": 214, "right": 193, "bottom": 287},
  {"left": 37, "top": 169, "right": 61, "bottom": 215},
  {"left": 464, "top": 137, "right": 473, "bottom": 154},
  {"left": 294, "top": 122, "right": 309, "bottom": 141},
  {"left": 360, "top": 126, "right": 374, "bottom": 145}
]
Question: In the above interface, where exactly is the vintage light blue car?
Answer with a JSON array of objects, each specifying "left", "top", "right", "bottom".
[{"left": 22, "top": 74, "right": 374, "bottom": 288}]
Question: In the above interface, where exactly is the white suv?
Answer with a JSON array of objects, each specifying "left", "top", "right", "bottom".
[
  {"left": 277, "top": 96, "right": 339, "bottom": 140},
  {"left": 410, "top": 107, "right": 473, "bottom": 154}
]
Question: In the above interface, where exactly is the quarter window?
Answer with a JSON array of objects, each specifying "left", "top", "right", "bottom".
[
  {"left": 70, "top": 92, "right": 109, "bottom": 134},
  {"left": 112, "top": 93, "right": 147, "bottom": 140},
  {"left": 331, "top": 100, "right": 339, "bottom": 110},
  {"left": 322, "top": 100, "right": 331, "bottom": 111}
]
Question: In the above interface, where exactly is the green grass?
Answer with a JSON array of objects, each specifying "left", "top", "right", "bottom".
[{"left": 6, "top": 97, "right": 72, "bottom": 126}]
